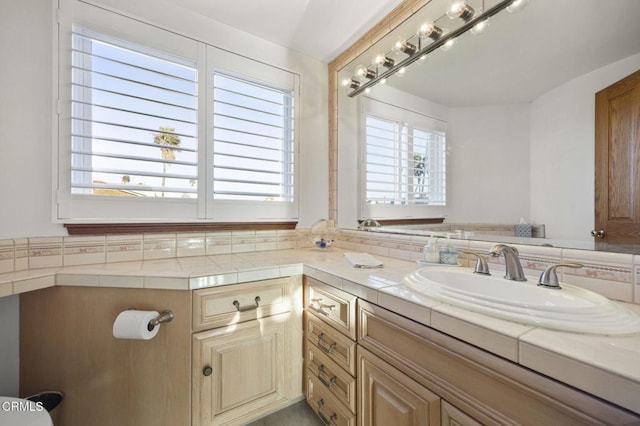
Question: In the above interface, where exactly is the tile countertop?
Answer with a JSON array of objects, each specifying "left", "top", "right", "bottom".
[{"left": 2, "top": 247, "right": 640, "bottom": 415}]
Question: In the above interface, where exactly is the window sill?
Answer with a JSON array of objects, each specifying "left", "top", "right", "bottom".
[
  {"left": 64, "top": 221, "right": 298, "bottom": 235},
  {"left": 374, "top": 218, "right": 445, "bottom": 226}
]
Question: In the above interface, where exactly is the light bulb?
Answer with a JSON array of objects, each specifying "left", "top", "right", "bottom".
[
  {"left": 447, "top": 1, "right": 475, "bottom": 22},
  {"left": 507, "top": 0, "right": 528, "bottom": 13},
  {"left": 373, "top": 54, "right": 395, "bottom": 69},
  {"left": 341, "top": 78, "right": 351, "bottom": 87},
  {"left": 418, "top": 22, "right": 443, "bottom": 41},
  {"left": 441, "top": 38, "right": 457, "bottom": 51},
  {"left": 470, "top": 19, "right": 489, "bottom": 35},
  {"left": 355, "top": 65, "right": 376, "bottom": 80},
  {"left": 392, "top": 39, "right": 417, "bottom": 56}
]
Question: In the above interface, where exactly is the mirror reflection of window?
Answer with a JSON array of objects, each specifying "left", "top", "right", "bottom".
[{"left": 362, "top": 98, "right": 446, "bottom": 216}]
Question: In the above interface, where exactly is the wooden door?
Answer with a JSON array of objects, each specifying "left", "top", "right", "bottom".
[
  {"left": 192, "top": 313, "right": 290, "bottom": 426},
  {"left": 595, "top": 69, "right": 640, "bottom": 243},
  {"left": 358, "top": 347, "right": 441, "bottom": 426}
]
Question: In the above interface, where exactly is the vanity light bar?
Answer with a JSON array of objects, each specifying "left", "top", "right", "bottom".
[{"left": 347, "top": 0, "right": 516, "bottom": 97}]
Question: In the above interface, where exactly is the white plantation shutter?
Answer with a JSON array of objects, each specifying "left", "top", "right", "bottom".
[
  {"left": 57, "top": 4, "right": 299, "bottom": 221},
  {"left": 362, "top": 98, "right": 447, "bottom": 218},
  {"left": 212, "top": 72, "right": 295, "bottom": 201},
  {"left": 70, "top": 28, "right": 198, "bottom": 198}
]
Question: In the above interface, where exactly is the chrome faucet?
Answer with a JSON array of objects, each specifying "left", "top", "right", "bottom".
[{"left": 489, "top": 244, "right": 527, "bottom": 281}]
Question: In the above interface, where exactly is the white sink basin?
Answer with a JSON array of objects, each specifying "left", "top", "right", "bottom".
[{"left": 402, "top": 267, "right": 640, "bottom": 335}]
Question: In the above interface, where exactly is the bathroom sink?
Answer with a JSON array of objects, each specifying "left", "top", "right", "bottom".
[{"left": 402, "top": 267, "right": 640, "bottom": 335}]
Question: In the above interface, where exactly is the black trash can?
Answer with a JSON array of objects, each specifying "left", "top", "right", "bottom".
[{"left": 25, "top": 391, "right": 64, "bottom": 412}]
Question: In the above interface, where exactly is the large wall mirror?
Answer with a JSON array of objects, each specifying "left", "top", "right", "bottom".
[{"left": 334, "top": 0, "right": 640, "bottom": 252}]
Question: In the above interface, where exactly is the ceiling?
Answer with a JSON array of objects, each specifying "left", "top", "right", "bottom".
[
  {"left": 366, "top": 0, "right": 640, "bottom": 106},
  {"left": 169, "top": 0, "right": 404, "bottom": 63}
]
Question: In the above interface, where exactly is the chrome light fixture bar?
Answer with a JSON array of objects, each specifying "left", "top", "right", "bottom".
[{"left": 347, "top": 0, "right": 516, "bottom": 97}]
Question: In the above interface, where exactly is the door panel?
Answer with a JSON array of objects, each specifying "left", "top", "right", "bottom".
[
  {"left": 358, "top": 346, "right": 440, "bottom": 426},
  {"left": 595, "top": 69, "right": 640, "bottom": 243}
]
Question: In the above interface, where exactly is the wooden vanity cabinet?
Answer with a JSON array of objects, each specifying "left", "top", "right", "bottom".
[
  {"left": 192, "top": 276, "right": 303, "bottom": 426},
  {"left": 20, "top": 277, "right": 303, "bottom": 426},
  {"left": 357, "top": 299, "right": 640, "bottom": 426},
  {"left": 304, "top": 277, "right": 358, "bottom": 424}
]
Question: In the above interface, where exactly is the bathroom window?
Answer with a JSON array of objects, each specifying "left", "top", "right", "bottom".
[
  {"left": 56, "top": 3, "right": 299, "bottom": 221},
  {"left": 361, "top": 98, "right": 446, "bottom": 218}
]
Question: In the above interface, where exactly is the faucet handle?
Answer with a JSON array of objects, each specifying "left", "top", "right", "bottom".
[
  {"left": 459, "top": 250, "right": 491, "bottom": 275},
  {"left": 538, "top": 262, "right": 583, "bottom": 289}
]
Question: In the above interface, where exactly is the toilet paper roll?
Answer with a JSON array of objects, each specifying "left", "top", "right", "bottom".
[{"left": 113, "top": 310, "right": 160, "bottom": 340}]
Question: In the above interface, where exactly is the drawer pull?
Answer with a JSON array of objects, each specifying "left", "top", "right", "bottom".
[
  {"left": 233, "top": 296, "right": 261, "bottom": 312},
  {"left": 318, "top": 364, "right": 338, "bottom": 388},
  {"left": 317, "top": 399, "right": 337, "bottom": 425},
  {"left": 310, "top": 298, "right": 336, "bottom": 316},
  {"left": 317, "top": 365, "right": 337, "bottom": 388},
  {"left": 317, "top": 333, "right": 337, "bottom": 354}
]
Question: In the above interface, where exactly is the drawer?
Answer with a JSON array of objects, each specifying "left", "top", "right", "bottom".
[
  {"left": 306, "top": 341, "right": 357, "bottom": 414},
  {"left": 304, "top": 277, "right": 357, "bottom": 340},
  {"left": 306, "top": 370, "right": 356, "bottom": 426},
  {"left": 193, "top": 277, "right": 292, "bottom": 331},
  {"left": 306, "top": 314, "right": 356, "bottom": 376}
]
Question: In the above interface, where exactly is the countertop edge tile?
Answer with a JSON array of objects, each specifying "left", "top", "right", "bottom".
[
  {"left": 519, "top": 339, "right": 640, "bottom": 413},
  {"left": 430, "top": 307, "right": 525, "bottom": 362}
]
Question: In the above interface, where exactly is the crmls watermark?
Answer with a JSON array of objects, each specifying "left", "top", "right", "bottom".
[{"left": 1, "top": 400, "right": 45, "bottom": 412}]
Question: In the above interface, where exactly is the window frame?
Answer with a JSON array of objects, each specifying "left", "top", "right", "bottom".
[
  {"left": 54, "top": 1, "right": 300, "bottom": 223},
  {"left": 206, "top": 47, "right": 300, "bottom": 222}
]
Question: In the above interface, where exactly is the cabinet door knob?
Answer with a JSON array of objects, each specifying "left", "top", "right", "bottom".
[
  {"left": 591, "top": 229, "right": 605, "bottom": 238},
  {"left": 202, "top": 366, "right": 213, "bottom": 377}
]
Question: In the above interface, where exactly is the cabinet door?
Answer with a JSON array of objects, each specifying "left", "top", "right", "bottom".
[
  {"left": 193, "top": 313, "right": 290, "bottom": 426},
  {"left": 358, "top": 347, "right": 441, "bottom": 426}
]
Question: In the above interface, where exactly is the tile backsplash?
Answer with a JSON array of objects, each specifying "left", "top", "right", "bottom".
[
  {"left": 1, "top": 228, "right": 638, "bottom": 305},
  {"left": 0, "top": 229, "right": 307, "bottom": 275}
]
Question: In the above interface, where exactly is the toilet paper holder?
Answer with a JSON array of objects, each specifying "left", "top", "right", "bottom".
[{"left": 147, "top": 309, "right": 174, "bottom": 331}]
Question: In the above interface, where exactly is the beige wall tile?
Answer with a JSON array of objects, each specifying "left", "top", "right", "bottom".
[
  {"left": 28, "top": 237, "right": 63, "bottom": 269},
  {"left": 0, "top": 240, "right": 14, "bottom": 274},
  {"left": 143, "top": 234, "right": 177, "bottom": 260},
  {"left": 106, "top": 235, "right": 143, "bottom": 263},
  {"left": 14, "top": 239, "right": 28, "bottom": 271},
  {"left": 63, "top": 236, "right": 106, "bottom": 266},
  {"left": 176, "top": 233, "right": 206, "bottom": 257}
]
